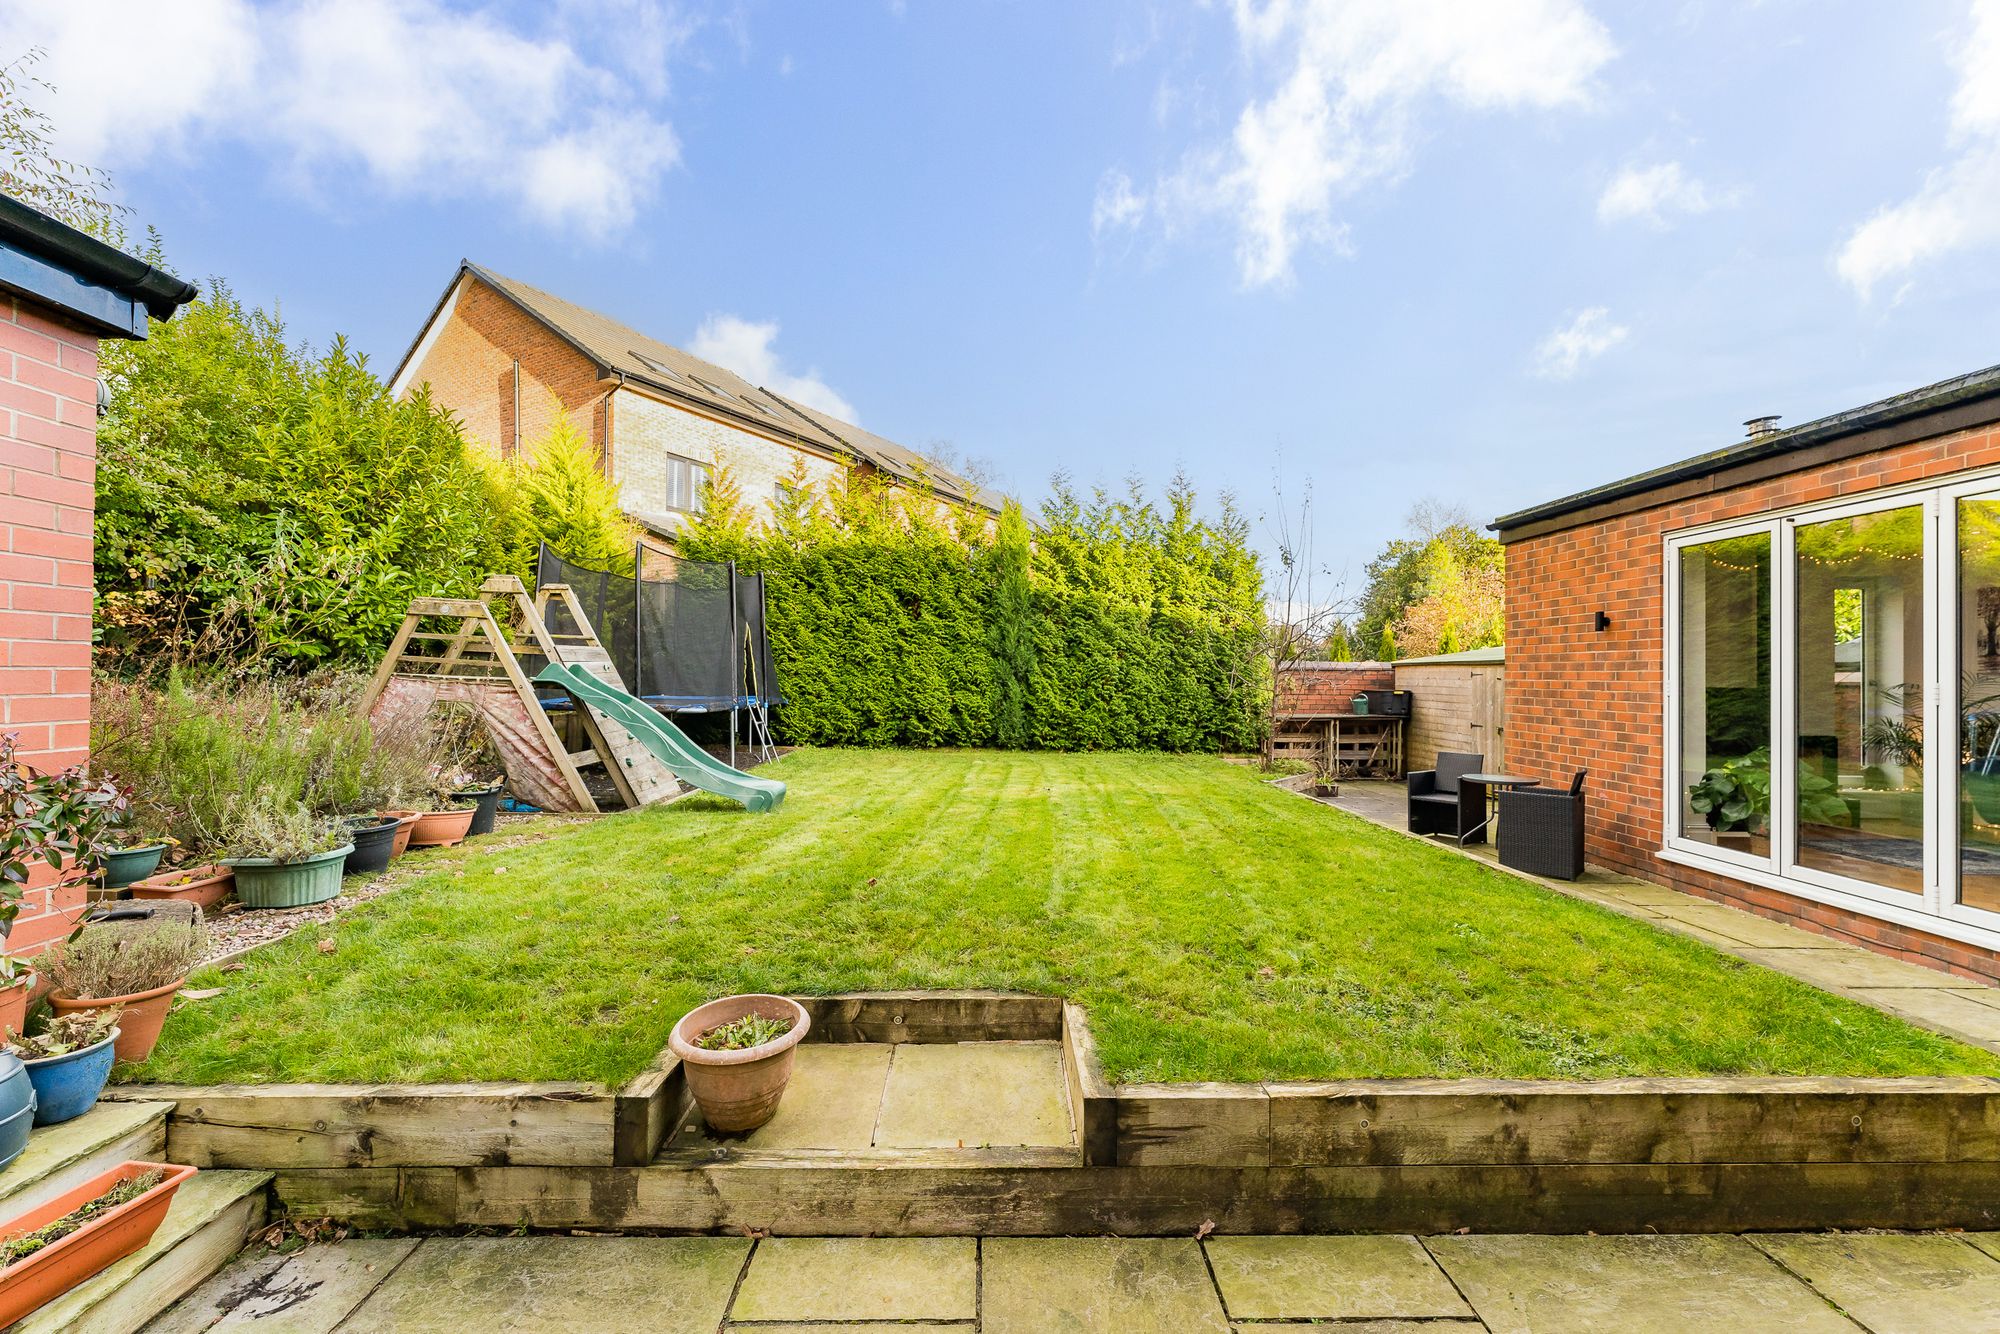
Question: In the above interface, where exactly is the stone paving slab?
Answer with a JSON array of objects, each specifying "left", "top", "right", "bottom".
[
  {"left": 874, "top": 1040, "right": 1072, "bottom": 1148},
  {"left": 1751, "top": 1232, "right": 2000, "bottom": 1333},
  {"left": 148, "top": 1238, "right": 420, "bottom": 1333},
  {"left": 1204, "top": 1235, "right": 1472, "bottom": 1321},
  {"left": 1968, "top": 1233, "right": 2000, "bottom": 1262},
  {"left": 1739, "top": 945, "right": 1967, "bottom": 990},
  {"left": 729, "top": 1237, "right": 977, "bottom": 1322},
  {"left": 1648, "top": 900, "right": 1832, "bottom": 949},
  {"left": 335, "top": 1236, "right": 748, "bottom": 1333},
  {"left": 1424, "top": 1234, "right": 1858, "bottom": 1334},
  {"left": 983, "top": 1237, "right": 1231, "bottom": 1334},
  {"left": 678, "top": 1042, "right": 893, "bottom": 1150},
  {"left": 1234, "top": 1324, "right": 1486, "bottom": 1333},
  {"left": 1847, "top": 986, "right": 2000, "bottom": 1043}
]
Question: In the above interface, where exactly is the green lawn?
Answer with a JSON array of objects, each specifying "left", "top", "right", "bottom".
[{"left": 129, "top": 749, "right": 2000, "bottom": 1088}]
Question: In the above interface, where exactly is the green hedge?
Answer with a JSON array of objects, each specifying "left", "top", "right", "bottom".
[{"left": 681, "top": 473, "right": 1264, "bottom": 751}]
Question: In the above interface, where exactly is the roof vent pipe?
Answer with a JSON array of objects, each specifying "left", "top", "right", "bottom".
[{"left": 1744, "top": 415, "right": 1782, "bottom": 438}]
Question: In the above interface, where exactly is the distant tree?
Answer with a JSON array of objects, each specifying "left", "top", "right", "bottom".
[
  {"left": 1258, "top": 470, "right": 1350, "bottom": 767},
  {"left": 1323, "top": 621, "right": 1353, "bottom": 661},
  {"left": 1358, "top": 497, "right": 1504, "bottom": 656},
  {"left": 1377, "top": 625, "right": 1398, "bottom": 662},
  {"left": 493, "top": 408, "right": 639, "bottom": 579}
]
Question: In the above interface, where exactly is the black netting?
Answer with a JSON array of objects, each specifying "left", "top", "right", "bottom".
[{"left": 535, "top": 543, "right": 771, "bottom": 709}]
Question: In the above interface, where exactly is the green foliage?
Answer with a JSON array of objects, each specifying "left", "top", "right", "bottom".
[
  {"left": 1377, "top": 625, "right": 1397, "bottom": 662},
  {"left": 1357, "top": 520, "right": 1504, "bottom": 655},
  {"left": 0, "top": 47, "right": 130, "bottom": 243},
  {"left": 1322, "top": 622, "right": 1353, "bottom": 661},
  {"left": 491, "top": 410, "right": 638, "bottom": 582},
  {"left": 0, "top": 735, "right": 127, "bottom": 963},
  {"left": 95, "top": 276, "right": 502, "bottom": 670},
  {"left": 678, "top": 470, "right": 1263, "bottom": 751}
]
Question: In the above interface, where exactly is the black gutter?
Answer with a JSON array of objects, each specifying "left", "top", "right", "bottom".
[
  {"left": 0, "top": 194, "right": 195, "bottom": 320},
  {"left": 1492, "top": 362, "right": 2000, "bottom": 535}
]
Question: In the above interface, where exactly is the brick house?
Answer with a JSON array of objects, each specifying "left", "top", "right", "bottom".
[
  {"left": 389, "top": 262, "right": 1000, "bottom": 564},
  {"left": 0, "top": 196, "right": 195, "bottom": 952},
  {"left": 1496, "top": 364, "right": 2000, "bottom": 983}
]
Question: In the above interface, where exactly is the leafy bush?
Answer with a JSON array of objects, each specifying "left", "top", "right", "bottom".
[
  {"left": 488, "top": 409, "right": 639, "bottom": 582},
  {"left": 95, "top": 273, "right": 504, "bottom": 670},
  {"left": 678, "top": 470, "right": 1263, "bottom": 751},
  {"left": 215, "top": 798, "right": 351, "bottom": 864}
]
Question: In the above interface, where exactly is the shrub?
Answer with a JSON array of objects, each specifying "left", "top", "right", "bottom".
[
  {"left": 43, "top": 917, "right": 207, "bottom": 999},
  {"left": 489, "top": 409, "right": 639, "bottom": 582},
  {"left": 215, "top": 797, "right": 351, "bottom": 863}
]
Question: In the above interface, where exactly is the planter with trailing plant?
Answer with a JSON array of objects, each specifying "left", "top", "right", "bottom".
[
  {"left": 128, "top": 864, "right": 233, "bottom": 913},
  {"left": 44, "top": 912, "right": 205, "bottom": 1065},
  {"left": 341, "top": 816, "right": 403, "bottom": 876},
  {"left": 9, "top": 1013, "right": 121, "bottom": 1125},
  {"left": 0, "top": 1160, "right": 196, "bottom": 1325},
  {"left": 98, "top": 841, "right": 170, "bottom": 892},
  {"left": 668, "top": 994, "right": 811, "bottom": 1134},
  {"left": 219, "top": 802, "right": 353, "bottom": 910},
  {"left": 0, "top": 1051, "right": 33, "bottom": 1172}
]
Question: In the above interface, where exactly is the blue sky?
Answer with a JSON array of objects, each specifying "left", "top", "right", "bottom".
[{"left": 13, "top": 0, "right": 2000, "bottom": 591}]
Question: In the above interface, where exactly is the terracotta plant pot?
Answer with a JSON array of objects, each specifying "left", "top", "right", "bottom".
[
  {"left": 383, "top": 812, "right": 421, "bottom": 858},
  {"left": 129, "top": 864, "right": 234, "bottom": 914},
  {"left": 51, "top": 979, "right": 184, "bottom": 1064},
  {"left": 0, "top": 1161, "right": 196, "bottom": 1326},
  {"left": 668, "top": 994, "right": 810, "bottom": 1134},
  {"left": 406, "top": 805, "right": 477, "bottom": 849},
  {"left": 0, "top": 973, "right": 31, "bottom": 1042}
]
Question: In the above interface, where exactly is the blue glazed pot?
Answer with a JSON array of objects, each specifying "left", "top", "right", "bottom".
[
  {"left": 0, "top": 1052, "right": 34, "bottom": 1169},
  {"left": 22, "top": 1030, "right": 118, "bottom": 1126}
]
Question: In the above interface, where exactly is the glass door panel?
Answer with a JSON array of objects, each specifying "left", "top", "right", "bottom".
[
  {"left": 1676, "top": 534, "right": 1772, "bottom": 851},
  {"left": 1793, "top": 505, "right": 1926, "bottom": 894},
  {"left": 1960, "top": 496, "right": 2000, "bottom": 911}
]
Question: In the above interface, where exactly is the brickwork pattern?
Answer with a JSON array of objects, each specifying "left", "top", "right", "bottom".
[
  {"left": 612, "top": 387, "right": 844, "bottom": 535},
  {"left": 404, "top": 280, "right": 608, "bottom": 459},
  {"left": 1276, "top": 664, "right": 1394, "bottom": 714},
  {"left": 1506, "top": 420, "right": 2000, "bottom": 981}
]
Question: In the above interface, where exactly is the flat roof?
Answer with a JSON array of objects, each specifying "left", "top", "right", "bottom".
[
  {"left": 1394, "top": 646, "right": 1504, "bottom": 666},
  {"left": 1492, "top": 363, "right": 2000, "bottom": 539},
  {"left": 0, "top": 196, "right": 195, "bottom": 339}
]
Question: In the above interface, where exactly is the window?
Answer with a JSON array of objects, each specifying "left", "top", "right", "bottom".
[
  {"left": 664, "top": 453, "right": 710, "bottom": 513},
  {"left": 1675, "top": 532, "right": 1771, "bottom": 853},
  {"left": 690, "top": 376, "right": 734, "bottom": 402},
  {"left": 631, "top": 351, "right": 688, "bottom": 386}
]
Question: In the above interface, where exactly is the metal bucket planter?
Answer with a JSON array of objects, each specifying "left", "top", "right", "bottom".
[
  {"left": 668, "top": 994, "right": 811, "bottom": 1134},
  {"left": 224, "top": 844, "right": 353, "bottom": 910},
  {"left": 21, "top": 1029, "right": 118, "bottom": 1126}
]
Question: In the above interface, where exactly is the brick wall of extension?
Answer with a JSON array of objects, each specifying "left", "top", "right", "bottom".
[
  {"left": 1506, "top": 416, "right": 2000, "bottom": 985},
  {"left": 0, "top": 295, "right": 106, "bottom": 955}
]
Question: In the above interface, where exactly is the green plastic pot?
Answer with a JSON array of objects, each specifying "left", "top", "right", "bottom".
[
  {"left": 223, "top": 844, "right": 354, "bottom": 909},
  {"left": 102, "top": 843, "right": 168, "bottom": 889}
]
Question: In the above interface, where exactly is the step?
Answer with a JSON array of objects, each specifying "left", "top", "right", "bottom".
[
  {"left": 14, "top": 1168, "right": 271, "bottom": 1334},
  {"left": 0, "top": 1101, "right": 172, "bottom": 1218}
]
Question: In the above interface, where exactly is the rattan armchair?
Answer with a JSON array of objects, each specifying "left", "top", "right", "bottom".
[
  {"left": 1407, "top": 752, "right": 1485, "bottom": 841},
  {"left": 1498, "top": 770, "right": 1587, "bottom": 880}
]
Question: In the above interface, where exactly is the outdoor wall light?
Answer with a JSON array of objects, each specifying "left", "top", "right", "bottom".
[{"left": 1593, "top": 610, "right": 1612, "bottom": 632}]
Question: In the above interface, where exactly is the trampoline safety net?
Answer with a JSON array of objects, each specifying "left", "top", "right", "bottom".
[{"left": 535, "top": 542, "right": 781, "bottom": 712}]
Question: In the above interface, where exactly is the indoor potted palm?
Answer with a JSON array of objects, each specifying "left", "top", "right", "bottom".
[
  {"left": 9, "top": 1011, "right": 120, "bottom": 1124},
  {"left": 668, "top": 994, "right": 811, "bottom": 1133},
  {"left": 43, "top": 913, "right": 204, "bottom": 1064},
  {"left": 0, "top": 1159, "right": 197, "bottom": 1325},
  {"left": 218, "top": 799, "right": 353, "bottom": 910}
]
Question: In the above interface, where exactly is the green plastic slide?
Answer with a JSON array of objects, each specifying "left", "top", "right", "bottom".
[{"left": 533, "top": 661, "right": 786, "bottom": 813}]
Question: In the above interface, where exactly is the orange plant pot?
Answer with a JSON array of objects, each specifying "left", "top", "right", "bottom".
[
  {"left": 668, "top": 994, "right": 811, "bottom": 1133},
  {"left": 0, "top": 975, "right": 31, "bottom": 1042},
  {"left": 50, "top": 979, "right": 184, "bottom": 1065},
  {"left": 406, "top": 807, "right": 476, "bottom": 849},
  {"left": 383, "top": 812, "right": 421, "bottom": 858},
  {"left": 0, "top": 1161, "right": 195, "bottom": 1326},
  {"left": 129, "top": 864, "right": 234, "bottom": 914}
]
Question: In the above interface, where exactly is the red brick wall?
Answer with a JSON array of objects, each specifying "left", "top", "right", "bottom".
[
  {"left": 1506, "top": 416, "right": 2000, "bottom": 982},
  {"left": 402, "top": 277, "right": 609, "bottom": 461},
  {"left": 1276, "top": 663, "right": 1395, "bottom": 713},
  {"left": 1, "top": 297, "right": 98, "bottom": 773}
]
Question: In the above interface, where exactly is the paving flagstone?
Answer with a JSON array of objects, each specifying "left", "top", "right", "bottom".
[
  {"left": 147, "top": 1238, "right": 420, "bottom": 1333},
  {"left": 1424, "top": 1234, "right": 1857, "bottom": 1334},
  {"left": 1233, "top": 1324, "right": 1486, "bottom": 1333},
  {"left": 1846, "top": 986, "right": 2000, "bottom": 1043},
  {"left": 874, "top": 1040, "right": 1073, "bottom": 1148},
  {"left": 729, "top": 1237, "right": 977, "bottom": 1322},
  {"left": 680, "top": 1042, "right": 892, "bottom": 1150},
  {"left": 1752, "top": 1232, "right": 2000, "bottom": 1333},
  {"left": 1203, "top": 1235, "right": 1472, "bottom": 1321},
  {"left": 982, "top": 1237, "right": 1230, "bottom": 1334},
  {"left": 334, "top": 1236, "right": 748, "bottom": 1333}
]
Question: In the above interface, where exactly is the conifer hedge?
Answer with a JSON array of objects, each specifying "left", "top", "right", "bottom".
[{"left": 678, "top": 470, "right": 1265, "bottom": 751}]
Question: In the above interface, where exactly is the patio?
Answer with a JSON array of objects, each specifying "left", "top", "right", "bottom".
[{"left": 146, "top": 1227, "right": 2000, "bottom": 1332}]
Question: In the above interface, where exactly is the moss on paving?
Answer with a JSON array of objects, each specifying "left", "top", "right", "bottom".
[{"left": 127, "top": 750, "right": 2000, "bottom": 1088}]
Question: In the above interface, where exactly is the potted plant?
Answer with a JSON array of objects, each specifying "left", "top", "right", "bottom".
[
  {"left": 218, "top": 800, "right": 353, "bottom": 910},
  {"left": 44, "top": 913, "right": 204, "bottom": 1064},
  {"left": 341, "top": 814, "right": 403, "bottom": 876},
  {"left": 1689, "top": 747, "right": 1854, "bottom": 846},
  {"left": 98, "top": 837, "right": 171, "bottom": 892},
  {"left": 668, "top": 994, "right": 811, "bottom": 1133},
  {"left": 0, "top": 732, "right": 128, "bottom": 951},
  {"left": 406, "top": 782, "right": 478, "bottom": 850},
  {"left": 0, "top": 1051, "right": 33, "bottom": 1172},
  {"left": 0, "top": 1160, "right": 197, "bottom": 1325},
  {"left": 452, "top": 780, "right": 505, "bottom": 838},
  {"left": 128, "top": 863, "right": 234, "bottom": 913},
  {"left": 0, "top": 957, "right": 33, "bottom": 1045},
  {"left": 8, "top": 1012, "right": 121, "bottom": 1124}
]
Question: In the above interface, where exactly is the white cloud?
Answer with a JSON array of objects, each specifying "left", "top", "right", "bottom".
[
  {"left": 1597, "top": 160, "right": 1731, "bottom": 226},
  {"left": 1837, "top": 0, "right": 2000, "bottom": 296},
  {"left": 0, "top": 0, "right": 684, "bottom": 240},
  {"left": 690, "top": 315, "right": 859, "bottom": 423},
  {"left": 1112, "top": 0, "right": 1615, "bottom": 287},
  {"left": 1092, "top": 169, "right": 1148, "bottom": 238},
  {"left": 1532, "top": 307, "right": 1628, "bottom": 379}
]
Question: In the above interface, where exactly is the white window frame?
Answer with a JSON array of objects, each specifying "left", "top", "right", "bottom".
[
  {"left": 663, "top": 452, "right": 711, "bottom": 514},
  {"left": 1659, "top": 462, "right": 2000, "bottom": 955}
]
